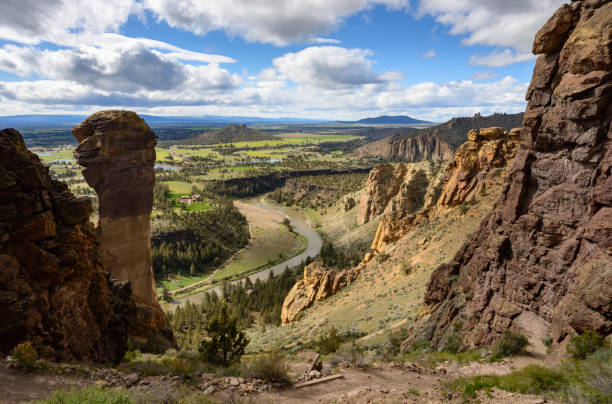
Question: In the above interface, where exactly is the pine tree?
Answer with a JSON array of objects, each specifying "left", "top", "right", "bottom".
[{"left": 199, "top": 306, "right": 249, "bottom": 366}]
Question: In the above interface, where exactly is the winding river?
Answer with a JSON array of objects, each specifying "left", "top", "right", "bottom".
[{"left": 167, "top": 198, "right": 322, "bottom": 309}]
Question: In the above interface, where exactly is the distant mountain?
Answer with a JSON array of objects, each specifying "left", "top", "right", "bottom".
[
  {"left": 182, "top": 124, "right": 277, "bottom": 145},
  {"left": 341, "top": 115, "right": 431, "bottom": 125},
  {"left": 354, "top": 112, "right": 524, "bottom": 161}
]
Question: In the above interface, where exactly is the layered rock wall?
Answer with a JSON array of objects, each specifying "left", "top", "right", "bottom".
[
  {"left": 354, "top": 113, "right": 524, "bottom": 161},
  {"left": 356, "top": 161, "right": 446, "bottom": 226},
  {"left": 281, "top": 262, "right": 360, "bottom": 324},
  {"left": 437, "top": 127, "right": 520, "bottom": 208},
  {"left": 406, "top": 0, "right": 612, "bottom": 350},
  {"left": 0, "top": 129, "right": 133, "bottom": 362},
  {"left": 73, "top": 110, "right": 174, "bottom": 350}
]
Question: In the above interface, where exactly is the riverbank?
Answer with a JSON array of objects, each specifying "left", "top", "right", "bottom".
[{"left": 163, "top": 197, "right": 322, "bottom": 310}]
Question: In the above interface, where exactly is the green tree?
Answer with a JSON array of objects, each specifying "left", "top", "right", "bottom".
[
  {"left": 162, "top": 286, "right": 172, "bottom": 302},
  {"left": 199, "top": 306, "right": 249, "bottom": 366}
]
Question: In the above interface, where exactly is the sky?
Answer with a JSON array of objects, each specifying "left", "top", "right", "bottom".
[{"left": 0, "top": 0, "right": 566, "bottom": 122}]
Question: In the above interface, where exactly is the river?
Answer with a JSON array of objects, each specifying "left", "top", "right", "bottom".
[{"left": 167, "top": 198, "right": 322, "bottom": 309}]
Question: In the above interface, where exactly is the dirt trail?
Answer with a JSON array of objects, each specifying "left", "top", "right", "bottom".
[
  {"left": 0, "top": 354, "right": 556, "bottom": 404},
  {"left": 0, "top": 369, "right": 87, "bottom": 404}
]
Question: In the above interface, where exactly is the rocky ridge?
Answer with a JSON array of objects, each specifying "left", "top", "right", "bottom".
[
  {"left": 405, "top": 0, "right": 612, "bottom": 351},
  {"left": 73, "top": 110, "right": 174, "bottom": 350},
  {"left": 354, "top": 112, "right": 524, "bottom": 162},
  {"left": 437, "top": 127, "right": 521, "bottom": 208},
  {"left": 372, "top": 127, "right": 520, "bottom": 253},
  {"left": 0, "top": 128, "right": 133, "bottom": 363},
  {"left": 356, "top": 160, "right": 447, "bottom": 226}
]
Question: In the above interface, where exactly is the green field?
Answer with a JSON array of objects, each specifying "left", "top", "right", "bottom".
[
  {"left": 211, "top": 226, "right": 307, "bottom": 282},
  {"left": 157, "top": 274, "right": 208, "bottom": 294},
  {"left": 163, "top": 180, "right": 193, "bottom": 194}
]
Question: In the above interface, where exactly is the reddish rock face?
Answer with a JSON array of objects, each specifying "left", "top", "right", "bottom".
[
  {"left": 73, "top": 110, "right": 174, "bottom": 351},
  {"left": 437, "top": 127, "right": 520, "bottom": 208},
  {"left": 0, "top": 129, "right": 133, "bottom": 363},
  {"left": 406, "top": 0, "right": 612, "bottom": 350}
]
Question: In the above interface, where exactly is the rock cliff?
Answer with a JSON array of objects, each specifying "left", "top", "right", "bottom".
[
  {"left": 73, "top": 110, "right": 174, "bottom": 350},
  {"left": 370, "top": 127, "right": 520, "bottom": 253},
  {"left": 281, "top": 262, "right": 360, "bottom": 324},
  {"left": 0, "top": 129, "right": 133, "bottom": 363},
  {"left": 356, "top": 160, "right": 447, "bottom": 226},
  {"left": 406, "top": 0, "right": 612, "bottom": 351},
  {"left": 354, "top": 113, "right": 524, "bottom": 162},
  {"left": 437, "top": 127, "right": 520, "bottom": 208}
]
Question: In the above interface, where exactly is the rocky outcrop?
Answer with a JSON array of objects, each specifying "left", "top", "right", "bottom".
[
  {"left": 354, "top": 113, "right": 524, "bottom": 161},
  {"left": 281, "top": 262, "right": 360, "bottom": 324},
  {"left": 356, "top": 161, "right": 446, "bottom": 225},
  {"left": 0, "top": 129, "right": 133, "bottom": 363},
  {"left": 437, "top": 127, "right": 520, "bottom": 208},
  {"left": 73, "top": 110, "right": 174, "bottom": 351},
  {"left": 271, "top": 179, "right": 351, "bottom": 208},
  {"left": 355, "top": 131, "right": 455, "bottom": 162},
  {"left": 406, "top": 0, "right": 612, "bottom": 351}
]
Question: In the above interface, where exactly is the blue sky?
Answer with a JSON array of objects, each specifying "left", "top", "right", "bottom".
[{"left": 0, "top": 0, "right": 565, "bottom": 121}]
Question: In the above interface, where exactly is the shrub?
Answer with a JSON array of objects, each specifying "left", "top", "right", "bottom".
[
  {"left": 451, "top": 364, "right": 564, "bottom": 398},
  {"left": 376, "top": 252, "right": 389, "bottom": 263},
  {"left": 444, "top": 322, "right": 464, "bottom": 354},
  {"left": 30, "top": 386, "right": 132, "bottom": 404},
  {"left": 561, "top": 348, "right": 612, "bottom": 403},
  {"left": 11, "top": 341, "right": 38, "bottom": 370},
  {"left": 567, "top": 330, "right": 607, "bottom": 360},
  {"left": 334, "top": 341, "right": 366, "bottom": 367},
  {"left": 444, "top": 332, "right": 463, "bottom": 354},
  {"left": 122, "top": 349, "right": 142, "bottom": 363},
  {"left": 240, "top": 351, "right": 292, "bottom": 386},
  {"left": 490, "top": 330, "right": 529, "bottom": 361},
  {"left": 317, "top": 327, "right": 341, "bottom": 354},
  {"left": 199, "top": 306, "right": 249, "bottom": 367},
  {"left": 542, "top": 337, "right": 553, "bottom": 349}
]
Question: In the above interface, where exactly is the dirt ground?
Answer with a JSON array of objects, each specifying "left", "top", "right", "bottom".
[
  {"left": 0, "top": 351, "right": 555, "bottom": 404},
  {"left": 0, "top": 369, "right": 87, "bottom": 404}
]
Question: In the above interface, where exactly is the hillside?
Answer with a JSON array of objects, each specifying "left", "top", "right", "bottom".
[
  {"left": 183, "top": 124, "right": 276, "bottom": 145},
  {"left": 354, "top": 112, "right": 524, "bottom": 161}
]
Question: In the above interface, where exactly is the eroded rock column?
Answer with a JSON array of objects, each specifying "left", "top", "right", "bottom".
[{"left": 73, "top": 110, "right": 173, "bottom": 349}]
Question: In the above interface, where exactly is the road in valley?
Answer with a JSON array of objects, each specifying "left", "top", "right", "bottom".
[{"left": 168, "top": 198, "right": 322, "bottom": 309}]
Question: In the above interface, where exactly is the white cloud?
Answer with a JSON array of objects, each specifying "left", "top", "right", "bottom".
[
  {"left": 471, "top": 71, "right": 497, "bottom": 81},
  {"left": 416, "top": 0, "right": 566, "bottom": 66},
  {"left": 420, "top": 49, "right": 436, "bottom": 58},
  {"left": 0, "top": 43, "right": 241, "bottom": 92},
  {"left": 272, "top": 46, "right": 399, "bottom": 89},
  {"left": 0, "top": 72, "right": 528, "bottom": 122},
  {"left": 0, "top": 0, "right": 136, "bottom": 45},
  {"left": 143, "top": 0, "right": 409, "bottom": 46},
  {"left": 469, "top": 49, "right": 535, "bottom": 67},
  {"left": 313, "top": 37, "right": 341, "bottom": 44}
]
